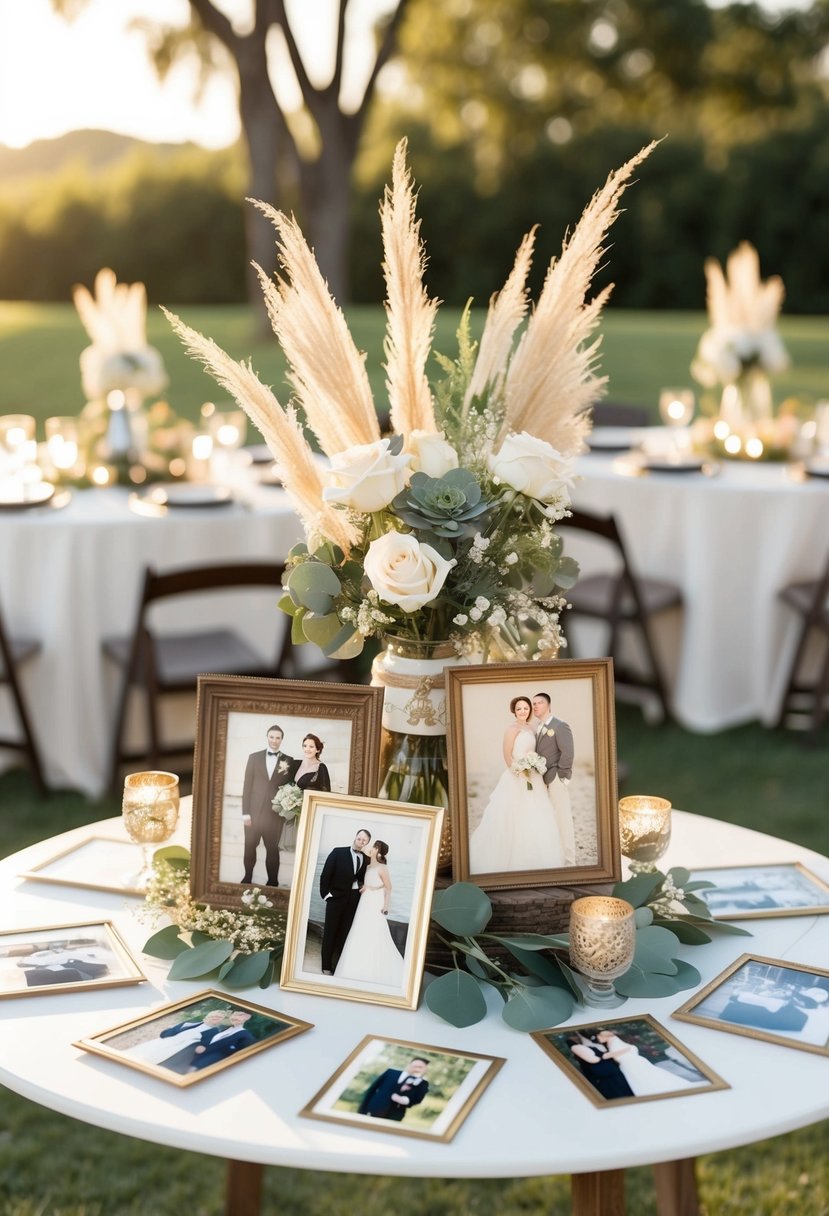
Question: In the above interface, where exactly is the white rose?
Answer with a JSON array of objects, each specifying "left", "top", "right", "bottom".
[
  {"left": 363, "top": 532, "right": 455, "bottom": 612},
  {"left": 323, "top": 438, "right": 411, "bottom": 513},
  {"left": 408, "top": 429, "right": 459, "bottom": 478},
  {"left": 489, "top": 431, "right": 574, "bottom": 503}
]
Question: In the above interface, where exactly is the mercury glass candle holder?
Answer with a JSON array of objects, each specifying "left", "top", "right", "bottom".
[
  {"left": 618, "top": 795, "right": 672, "bottom": 874},
  {"left": 569, "top": 896, "right": 636, "bottom": 1008},
  {"left": 122, "top": 771, "right": 180, "bottom": 887}
]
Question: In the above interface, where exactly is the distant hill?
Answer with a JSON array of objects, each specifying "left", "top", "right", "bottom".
[{"left": 0, "top": 129, "right": 215, "bottom": 183}]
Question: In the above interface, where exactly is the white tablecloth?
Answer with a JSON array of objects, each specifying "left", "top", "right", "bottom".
[
  {"left": 0, "top": 477, "right": 303, "bottom": 796},
  {"left": 570, "top": 449, "right": 829, "bottom": 731}
]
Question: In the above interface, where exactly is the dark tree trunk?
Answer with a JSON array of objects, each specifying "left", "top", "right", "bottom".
[{"left": 299, "top": 113, "right": 357, "bottom": 304}]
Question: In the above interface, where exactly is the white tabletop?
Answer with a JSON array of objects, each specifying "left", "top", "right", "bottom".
[
  {"left": 1, "top": 807, "right": 827, "bottom": 1177},
  {"left": 0, "top": 470, "right": 303, "bottom": 795},
  {"left": 571, "top": 442, "right": 829, "bottom": 731}
]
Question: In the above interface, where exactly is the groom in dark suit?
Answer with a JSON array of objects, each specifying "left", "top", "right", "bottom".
[
  {"left": 358, "top": 1057, "right": 430, "bottom": 1121},
  {"left": 241, "top": 724, "right": 298, "bottom": 887},
  {"left": 190, "top": 1010, "right": 256, "bottom": 1070},
  {"left": 319, "top": 828, "right": 371, "bottom": 975}
]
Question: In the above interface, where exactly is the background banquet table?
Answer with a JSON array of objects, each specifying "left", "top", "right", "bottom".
[
  {"left": 0, "top": 806, "right": 827, "bottom": 1216},
  {"left": 0, "top": 472, "right": 302, "bottom": 796},
  {"left": 570, "top": 446, "right": 829, "bottom": 731}
]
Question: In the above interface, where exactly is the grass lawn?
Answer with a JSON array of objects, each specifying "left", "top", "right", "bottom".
[{"left": 0, "top": 301, "right": 827, "bottom": 1212}]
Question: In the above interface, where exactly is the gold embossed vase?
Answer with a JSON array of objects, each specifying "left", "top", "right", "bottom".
[{"left": 569, "top": 895, "right": 636, "bottom": 1008}]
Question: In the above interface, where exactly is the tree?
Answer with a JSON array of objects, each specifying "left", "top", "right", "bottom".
[{"left": 53, "top": 0, "right": 412, "bottom": 305}]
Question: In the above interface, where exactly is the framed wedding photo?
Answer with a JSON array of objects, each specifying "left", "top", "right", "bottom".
[
  {"left": 686, "top": 862, "right": 829, "bottom": 921},
  {"left": 74, "top": 989, "right": 312, "bottom": 1087},
  {"left": 280, "top": 792, "right": 444, "bottom": 1009},
  {"left": 190, "top": 675, "right": 384, "bottom": 911},
  {"left": 0, "top": 921, "right": 146, "bottom": 999},
  {"left": 300, "top": 1034, "right": 505, "bottom": 1142},
  {"left": 446, "top": 658, "right": 619, "bottom": 888},
  {"left": 532, "top": 1014, "right": 727, "bottom": 1108},
  {"left": 673, "top": 954, "right": 829, "bottom": 1057}
]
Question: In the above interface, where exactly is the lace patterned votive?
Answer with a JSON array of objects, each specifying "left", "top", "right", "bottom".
[
  {"left": 569, "top": 896, "right": 636, "bottom": 1008},
  {"left": 618, "top": 795, "right": 672, "bottom": 874}
]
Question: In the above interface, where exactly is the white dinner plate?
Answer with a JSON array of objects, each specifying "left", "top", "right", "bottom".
[
  {"left": 587, "top": 427, "right": 646, "bottom": 452},
  {"left": 804, "top": 458, "right": 829, "bottom": 480},
  {"left": 642, "top": 455, "right": 706, "bottom": 474},
  {"left": 138, "top": 483, "right": 234, "bottom": 509},
  {"left": 0, "top": 481, "right": 55, "bottom": 509}
]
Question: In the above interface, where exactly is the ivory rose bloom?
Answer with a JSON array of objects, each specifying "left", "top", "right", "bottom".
[
  {"left": 363, "top": 532, "right": 455, "bottom": 611},
  {"left": 408, "top": 429, "right": 459, "bottom": 478},
  {"left": 324, "top": 438, "right": 411, "bottom": 513},
  {"left": 489, "top": 432, "right": 574, "bottom": 503}
]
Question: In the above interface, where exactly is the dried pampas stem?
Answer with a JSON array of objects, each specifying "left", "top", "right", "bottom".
[{"left": 465, "top": 226, "right": 537, "bottom": 411}]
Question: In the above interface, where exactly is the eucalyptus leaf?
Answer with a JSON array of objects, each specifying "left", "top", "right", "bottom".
[
  {"left": 487, "top": 932, "right": 570, "bottom": 952},
  {"left": 464, "top": 955, "right": 490, "bottom": 981},
  {"left": 553, "top": 555, "right": 580, "bottom": 590},
  {"left": 666, "top": 866, "right": 692, "bottom": 887},
  {"left": 501, "top": 985, "right": 574, "bottom": 1032},
  {"left": 632, "top": 925, "right": 681, "bottom": 975},
  {"left": 287, "top": 561, "right": 341, "bottom": 614},
  {"left": 259, "top": 956, "right": 277, "bottom": 989},
  {"left": 151, "top": 845, "right": 190, "bottom": 866},
  {"left": 681, "top": 880, "right": 717, "bottom": 892},
  {"left": 507, "top": 943, "right": 573, "bottom": 990},
  {"left": 634, "top": 906, "right": 654, "bottom": 928},
  {"left": 652, "top": 917, "right": 711, "bottom": 945},
  {"left": 217, "top": 957, "right": 235, "bottom": 980},
  {"left": 705, "top": 919, "right": 753, "bottom": 937},
  {"left": 615, "top": 958, "right": 701, "bottom": 998},
  {"left": 612, "top": 872, "right": 665, "bottom": 907},
  {"left": 190, "top": 931, "right": 214, "bottom": 946},
  {"left": 220, "top": 951, "right": 273, "bottom": 989},
  {"left": 424, "top": 969, "right": 487, "bottom": 1027},
  {"left": 291, "top": 606, "right": 309, "bottom": 645},
  {"left": 431, "top": 884, "right": 493, "bottom": 936},
  {"left": 287, "top": 542, "right": 309, "bottom": 560},
  {"left": 681, "top": 893, "right": 717, "bottom": 917},
  {"left": 555, "top": 955, "right": 587, "bottom": 1002},
  {"left": 142, "top": 925, "right": 189, "bottom": 960},
  {"left": 301, "top": 612, "right": 345, "bottom": 649},
  {"left": 168, "top": 939, "right": 234, "bottom": 980},
  {"left": 278, "top": 592, "right": 299, "bottom": 618},
  {"left": 326, "top": 625, "right": 364, "bottom": 660}
]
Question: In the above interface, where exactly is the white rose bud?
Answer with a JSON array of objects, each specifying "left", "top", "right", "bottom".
[
  {"left": 363, "top": 532, "right": 455, "bottom": 612},
  {"left": 408, "top": 429, "right": 459, "bottom": 478},
  {"left": 489, "top": 431, "right": 574, "bottom": 503},
  {"left": 323, "top": 438, "right": 412, "bottom": 514}
]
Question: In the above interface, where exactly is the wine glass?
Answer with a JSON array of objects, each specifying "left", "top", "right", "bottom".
[
  {"left": 569, "top": 896, "right": 636, "bottom": 1008},
  {"left": 618, "top": 795, "right": 672, "bottom": 874},
  {"left": 658, "top": 388, "right": 695, "bottom": 455},
  {"left": 122, "top": 771, "right": 180, "bottom": 888}
]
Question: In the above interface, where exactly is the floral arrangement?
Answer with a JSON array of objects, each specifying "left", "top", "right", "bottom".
[
  {"left": 165, "top": 138, "right": 655, "bottom": 663},
  {"left": 272, "top": 783, "right": 303, "bottom": 822},
  {"left": 73, "top": 268, "right": 168, "bottom": 403},
  {"left": 510, "top": 751, "right": 547, "bottom": 790}
]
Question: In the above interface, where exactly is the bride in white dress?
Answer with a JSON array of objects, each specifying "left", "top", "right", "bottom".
[
  {"left": 595, "top": 1030, "right": 696, "bottom": 1095},
  {"left": 335, "top": 842, "right": 405, "bottom": 987},
  {"left": 469, "top": 696, "right": 565, "bottom": 874},
  {"left": 126, "top": 1009, "right": 228, "bottom": 1066}
]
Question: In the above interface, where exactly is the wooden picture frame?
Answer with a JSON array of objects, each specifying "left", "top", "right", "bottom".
[
  {"left": 0, "top": 920, "right": 146, "bottom": 998},
  {"left": 74, "top": 989, "right": 312, "bottom": 1086},
  {"left": 687, "top": 862, "right": 829, "bottom": 920},
  {"left": 673, "top": 953, "right": 829, "bottom": 1057},
  {"left": 190, "top": 674, "right": 384, "bottom": 911},
  {"left": 299, "top": 1034, "right": 504, "bottom": 1141},
  {"left": 280, "top": 792, "right": 444, "bottom": 1010},
  {"left": 446, "top": 658, "right": 620, "bottom": 888},
  {"left": 532, "top": 1014, "right": 728, "bottom": 1108}
]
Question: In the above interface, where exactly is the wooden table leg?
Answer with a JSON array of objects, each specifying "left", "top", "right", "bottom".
[
  {"left": 225, "top": 1160, "right": 264, "bottom": 1216},
  {"left": 571, "top": 1169, "right": 626, "bottom": 1216},
  {"left": 653, "top": 1158, "right": 699, "bottom": 1216}
]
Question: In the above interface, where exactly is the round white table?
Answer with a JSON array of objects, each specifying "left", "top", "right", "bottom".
[
  {"left": 0, "top": 472, "right": 302, "bottom": 796},
  {"left": 570, "top": 446, "right": 829, "bottom": 731},
  {"left": 1, "top": 807, "right": 827, "bottom": 1215}
]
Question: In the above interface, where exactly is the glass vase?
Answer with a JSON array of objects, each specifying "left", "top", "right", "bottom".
[{"left": 719, "top": 369, "right": 773, "bottom": 430}]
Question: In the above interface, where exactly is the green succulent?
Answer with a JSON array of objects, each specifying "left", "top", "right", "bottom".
[{"left": 391, "top": 468, "right": 492, "bottom": 540}]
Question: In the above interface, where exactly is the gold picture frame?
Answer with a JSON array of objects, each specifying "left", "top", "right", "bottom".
[
  {"left": 74, "top": 989, "right": 312, "bottom": 1086},
  {"left": 446, "top": 658, "right": 620, "bottom": 888},
  {"left": 190, "top": 674, "right": 384, "bottom": 911},
  {"left": 673, "top": 953, "right": 829, "bottom": 1057},
  {"left": 299, "top": 1034, "right": 505, "bottom": 1141},
  {"left": 686, "top": 862, "right": 829, "bottom": 920},
  {"left": 0, "top": 920, "right": 146, "bottom": 999},
  {"left": 20, "top": 836, "right": 148, "bottom": 897},
  {"left": 280, "top": 792, "right": 444, "bottom": 1010},
  {"left": 531, "top": 1014, "right": 728, "bottom": 1108}
]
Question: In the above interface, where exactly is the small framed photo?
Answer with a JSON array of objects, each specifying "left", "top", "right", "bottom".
[
  {"left": 0, "top": 921, "right": 146, "bottom": 998},
  {"left": 20, "top": 836, "right": 149, "bottom": 896},
  {"left": 300, "top": 1034, "right": 504, "bottom": 1141},
  {"left": 280, "top": 792, "right": 444, "bottom": 1009},
  {"left": 673, "top": 953, "right": 829, "bottom": 1057},
  {"left": 532, "top": 1014, "right": 727, "bottom": 1108},
  {"left": 687, "top": 863, "right": 829, "bottom": 920},
  {"left": 446, "top": 658, "right": 619, "bottom": 888},
  {"left": 190, "top": 675, "right": 384, "bottom": 911},
  {"left": 74, "top": 989, "right": 312, "bottom": 1086}
]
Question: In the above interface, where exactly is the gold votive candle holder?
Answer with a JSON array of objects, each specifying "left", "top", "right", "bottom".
[
  {"left": 569, "top": 896, "right": 636, "bottom": 1008},
  {"left": 121, "top": 771, "right": 180, "bottom": 887},
  {"left": 618, "top": 795, "right": 672, "bottom": 874}
]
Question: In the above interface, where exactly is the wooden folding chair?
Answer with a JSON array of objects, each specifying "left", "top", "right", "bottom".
[
  {"left": 775, "top": 548, "right": 829, "bottom": 739},
  {"left": 0, "top": 601, "right": 46, "bottom": 792}
]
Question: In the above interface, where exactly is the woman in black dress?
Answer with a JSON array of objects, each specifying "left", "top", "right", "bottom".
[
  {"left": 567, "top": 1033, "right": 634, "bottom": 1100},
  {"left": 294, "top": 733, "right": 331, "bottom": 792}
]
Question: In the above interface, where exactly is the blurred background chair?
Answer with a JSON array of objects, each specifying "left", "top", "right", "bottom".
[
  {"left": 590, "top": 402, "right": 651, "bottom": 428},
  {"left": 102, "top": 561, "right": 353, "bottom": 793},
  {"left": 557, "top": 508, "right": 682, "bottom": 722},
  {"left": 774, "top": 549, "right": 829, "bottom": 740},
  {"left": 0, "top": 600, "right": 46, "bottom": 793}
]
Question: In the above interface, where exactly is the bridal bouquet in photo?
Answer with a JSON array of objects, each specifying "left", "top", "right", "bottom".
[
  {"left": 166, "top": 138, "right": 655, "bottom": 665},
  {"left": 272, "top": 783, "right": 303, "bottom": 823},
  {"left": 510, "top": 751, "right": 547, "bottom": 791}
]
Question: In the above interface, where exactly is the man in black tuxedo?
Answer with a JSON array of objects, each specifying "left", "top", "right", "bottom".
[
  {"left": 190, "top": 1010, "right": 256, "bottom": 1070},
  {"left": 358, "top": 1057, "right": 430, "bottom": 1121},
  {"left": 319, "top": 828, "right": 371, "bottom": 975},
  {"left": 241, "top": 724, "right": 298, "bottom": 887}
]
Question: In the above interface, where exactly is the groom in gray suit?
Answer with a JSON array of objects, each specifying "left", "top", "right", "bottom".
[{"left": 532, "top": 692, "right": 576, "bottom": 865}]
